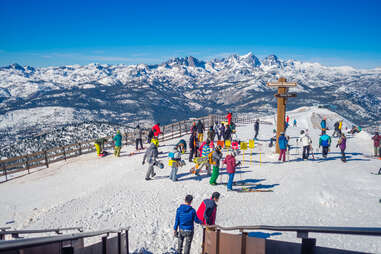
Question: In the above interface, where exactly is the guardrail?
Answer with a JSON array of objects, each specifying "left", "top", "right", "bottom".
[
  {"left": 0, "top": 228, "right": 129, "bottom": 254},
  {"left": 202, "top": 225, "right": 381, "bottom": 254},
  {"left": 0, "top": 227, "right": 83, "bottom": 240},
  {"left": 0, "top": 114, "right": 259, "bottom": 183}
]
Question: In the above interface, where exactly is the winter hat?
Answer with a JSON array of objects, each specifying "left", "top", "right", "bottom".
[
  {"left": 300, "top": 130, "right": 305, "bottom": 134},
  {"left": 212, "top": 192, "right": 220, "bottom": 200},
  {"left": 185, "top": 195, "right": 193, "bottom": 203}
]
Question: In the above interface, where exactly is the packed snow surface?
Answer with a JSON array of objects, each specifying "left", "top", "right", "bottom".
[{"left": 1, "top": 107, "right": 380, "bottom": 253}]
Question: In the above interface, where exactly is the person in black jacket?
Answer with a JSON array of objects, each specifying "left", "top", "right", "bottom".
[
  {"left": 189, "top": 131, "right": 198, "bottom": 162},
  {"left": 196, "top": 120, "right": 205, "bottom": 142},
  {"left": 254, "top": 119, "right": 260, "bottom": 140}
]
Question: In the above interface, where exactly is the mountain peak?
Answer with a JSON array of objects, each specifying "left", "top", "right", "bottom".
[
  {"left": 164, "top": 56, "right": 205, "bottom": 68},
  {"left": 262, "top": 54, "right": 281, "bottom": 66}
]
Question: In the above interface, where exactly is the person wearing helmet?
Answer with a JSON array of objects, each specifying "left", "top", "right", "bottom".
[{"left": 209, "top": 145, "right": 223, "bottom": 185}]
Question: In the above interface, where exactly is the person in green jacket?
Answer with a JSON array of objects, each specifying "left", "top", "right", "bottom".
[
  {"left": 209, "top": 145, "right": 223, "bottom": 185},
  {"left": 113, "top": 130, "right": 123, "bottom": 157}
]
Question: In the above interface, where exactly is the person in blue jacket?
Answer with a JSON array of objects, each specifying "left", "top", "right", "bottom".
[
  {"left": 174, "top": 195, "right": 202, "bottom": 254},
  {"left": 113, "top": 130, "right": 123, "bottom": 157},
  {"left": 278, "top": 132, "right": 288, "bottom": 162},
  {"left": 319, "top": 131, "right": 332, "bottom": 158},
  {"left": 320, "top": 117, "right": 327, "bottom": 135}
]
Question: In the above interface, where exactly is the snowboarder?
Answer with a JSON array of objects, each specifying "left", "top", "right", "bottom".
[
  {"left": 226, "top": 112, "right": 232, "bottom": 126},
  {"left": 196, "top": 120, "right": 204, "bottom": 142},
  {"left": 152, "top": 123, "right": 161, "bottom": 137},
  {"left": 372, "top": 132, "right": 381, "bottom": 157},
  {"left": 278, "top": 132, "right": 288, "bottom": 162},
  {"left": 337, "top": 133, "right": 347, "bottom": 162},
  {"left": 174, "top": 195, "right": 202, "bottom": 254},
  {"left": 135, "top": 125, "right": 144, "bottom": 150},
  {"left": 300, "top": 130, "right": 312, "bottom": 160},
  {"left": 319, "top": 131, "right": 332, "bottom": 159},
  {"left": 94, "top": 138, "right": 107, "bottom": 156},
  {"left": 254, "top": 119, "right": 259, "bottom": 140},
  {"left": 169, "top": 146, "right": 181, "bottom": 181},
  {"left": 142, "top": 141, "right": 159, "bottom": 180},
  {"left": 189, "top": 132, "right": 198, "bottom": 162},
  {"left": 223, "top": 151, "right": 238, "bottom": 191},
  {"left": 209, "top": 145, "right": 223, "bottom": 185},
  {"left": 320, "top": 117, "right": 327, "bottom": 135},
  {"left": 207, "top": 126, "right": 215, "bottom": 142},
  {"left": 196, "top": 192, "right": 220, "bottom": 226},
  {"left": 113, "top": 131, "right": 122, "bottom": 157}
]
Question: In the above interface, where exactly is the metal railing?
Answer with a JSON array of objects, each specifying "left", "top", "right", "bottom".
[
  {"left": 0, "top": 227, "right": 83, "bottom": 240},
  {"left": 0, "top": 228, "right": 129, "bottom": 254},
  {"left": 202, "top": 225, "right": 381, "bottom": 254}
]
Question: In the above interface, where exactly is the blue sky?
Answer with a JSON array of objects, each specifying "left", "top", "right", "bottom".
[{"left": 0, "top": 0, "right": 380, "bottom": 68}]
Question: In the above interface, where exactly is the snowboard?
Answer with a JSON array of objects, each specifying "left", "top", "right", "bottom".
[{"left": 233, "top": 187, "right": 273, "bottom": 193}]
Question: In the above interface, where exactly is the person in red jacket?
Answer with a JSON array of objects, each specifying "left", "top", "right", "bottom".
[
  {"left": 223, "top": 151, "right": 240, "bottom": 191},
  {"left": 196, "top": 192, "right": 220, "bottom": 226},
  {"left": 226, "top": 112, "right": 232, "bottom": 126},
  {"left": 152, "top": 123, "right": 161, "bottom": 137}
]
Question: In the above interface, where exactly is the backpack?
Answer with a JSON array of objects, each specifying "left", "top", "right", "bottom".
[{"left": 321, "top": 136, "right": 329, "bottom": 147}]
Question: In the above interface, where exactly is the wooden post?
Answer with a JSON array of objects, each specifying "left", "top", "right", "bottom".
[
  {"left": 215, "top": 229, "right": 220, "bottom": 254},
  {"left": 241, "top": 232, "right": 248, "bottom": 254},
  {"left": 117, "top": 232, "right": 122, "bottom": 254},
  {"left": 44, "top": 151, "right": 49, "bottom": 168},
  {"left": 63, "top": 147, "right": 67, "bottom": 161},
  {"left": 78, "top": 143, "right": 82, "bottom": 155},
  {"left": 276, "top": 86, "right": 287, "bottom": 153}
]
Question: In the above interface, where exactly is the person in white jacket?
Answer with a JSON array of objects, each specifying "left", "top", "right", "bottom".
[{"left": 299, "top": 130, "right": 312, "bottom": 160}]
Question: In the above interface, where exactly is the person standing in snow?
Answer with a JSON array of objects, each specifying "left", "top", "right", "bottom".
[
  {"left": 196, "top": 120, "right": 205, "bottom": 143},
  {"left": 224, "top": 125, "right": 232, "bottom": 143},
  {"left": 336, "top": 133, "right": 347, "bottom": 162},
  {"left": 174, "top": 195, "right": 202, "bottom": 254},
  {"left": 218, "top": 123, "right": 225, "bottom": 141},
  {"left": 209, "top": 145, "right": 223, "bottom": 185},
  {"left": 278, "top": 132, "right": 288, "bottom": 162},
  {"left": 135, "top": 125, "right": 144, "bottom": 151},
  {"left": 293, "top": 119, "right": 297, "bottom": 127},
  {"left": 223, "top": 151, "right": 240, "bottom": 191},
  {"left": 320, "top": 117, "right": 327, "bottom": 135},
  {"left": 300, "top": 130, "right": 312, "bottom": 160},
  {"left": 213, "top": 121, "right": 220, "bottom": 140},
  {"left": 372, "top": 132, "right": 381, "bottom": 157},
  {"left": 338, "top": 120, "right": 343, "bottom": 136},
  {"left": 142, "top": 141, "right": 159, "bottom": 180},
  {"left": 286, "top": 115, "right": 290, "bottom": 124},
  {"left": 196, "top": 192, "right": 220, "bottom": 226},
  {"left": 169, "top": 146, "right": 181, "bottom": 181},
  {"left": 190, "top": 121, "right": 197, "bottom": 134},
  {"left": 226, "top": 112, "right": 232, "bottom": 126},
  {"left": 189, "top": 131, "right": 198, "bottom": 162},
  {"left": 113, "top": 131, "right": 122, "bottom": 157},
  {"left": 207, "top": 126, "right": 215, "bottom": 142},
  {"left": 333, "top": 121, "right": 340, "bottom": 137},
  {"left": 152, "top": 123, "right": 161, "bottom": 138},
  {"left": 198, "top": 139, "right": 211, "bottom": 176},
  {"left": 319, "top": 131, "right": 332, "bottom": 159},
  {"left": 254, "top": 119, "right": 260, "bottom": 140}
]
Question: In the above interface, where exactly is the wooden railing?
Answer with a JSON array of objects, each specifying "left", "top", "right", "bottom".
[{"left": 0, "top": 114, "right": 258, "bottom": 183}]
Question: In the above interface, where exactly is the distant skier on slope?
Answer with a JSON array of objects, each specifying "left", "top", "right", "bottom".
[
  {"left": 320, "top": 117, "right": 327, "bottom": 135},
  {"left": 113, "top": 131, "right": 122, "bottom": 157},
  {"left": 336, "top": 133, "right": 347, "bottom": 162},
  {"left": 196, "top": 192, "right": 220, "bottom": 226},
  {"left": 293, "top": 119, "right": 297, "bottom": 127},
  {"left": 319, "top": 131, "right": 332, "bottom": 159},
  {"left": 173, "top": 194, "right": 202, "bottom": 254},
  {"left": 372, "top": 132, "right": 380, "bottom": 157},
  {"left": 142, "top": 140, "right": 159, "bottom": 180},
  {"left": 254, "top": 119, "right": 260, "bottom": 140}
]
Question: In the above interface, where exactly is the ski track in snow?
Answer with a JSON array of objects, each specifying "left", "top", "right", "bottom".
[{"left": 1, "top": 107, "right": 381, "bottom": 253}]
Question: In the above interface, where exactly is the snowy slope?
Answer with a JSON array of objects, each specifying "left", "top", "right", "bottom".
[
  {"left": 1, "top": 107, "right": 380, "bottom": 253},
  {"left": 0, "top": 53, "right": 380, "bottom": 154}
]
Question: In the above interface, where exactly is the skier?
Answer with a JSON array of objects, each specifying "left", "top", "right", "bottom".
[
  {"left": 142, "top": 141, "right": 159, "bottom": 180},
  {"left": 372, "top": 132, "right": 381, "bottom": 157},
  {"left": 218, "top": 123, "right": 225, "bottom": 141},
  {"left": 300, "top": 130, "right": 312, "bottom": 160},
  {"left": 135, "top": 125, "right": 143, "bottom": 151},
  {"left": 336, "top": 133, "right": 347, "bottom": 162},
  {"left": 196, "top": 120, "right": 205, "bottom": 143},
  {"left": 189, "top": 132, "right": 198, "bottom": 162},
  {"left": 152, "top": 123, "right": 161, "bottom": 137},
  {"left": 278, "top": 132, "right": 288, "bottom": 162},
  {"left": 223, "top": 151, "right": 238, "bottom": 191},
  {"left": 209, "top": 145, "right": 223, "bottom": 185},
  {"left": 333, "top": 121, "right": 340, "bottom": 137},
  {"left": 226, "top": 112, "right": 232, "bottom": 126},
  {"left": 169, "top": 146, "right": 181, "bottom": 181},
  {"left": 319, "top": 131, "right": 332, "bottom": 159},
  {"left": 320, "top": 117, "right": 327, "bottom": 135},
  {"left": 293, "top": 119, "right": 297, "bottom": 127},
  {"left": 94, "top": 138, "right": 107, "bottom": 156},
  {"left": 174, "top": 195, "right": 202, "bottom": 254},
  {"left": 254, "top": 119, "right": 259, "bottom": 140},
  {"left": 196, "top": 192, "right": 220, "bottom": 226},
  {"left": 207, "top": 126, "right": 215, "bottom": 142},
  {"left": 113, "top": 131, "right": 122, "bottom": 157}
]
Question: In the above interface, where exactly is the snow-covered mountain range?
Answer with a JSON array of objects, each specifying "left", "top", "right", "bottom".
[{"left": 0, "top": 53, "right": 380, "bottom": 155}]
